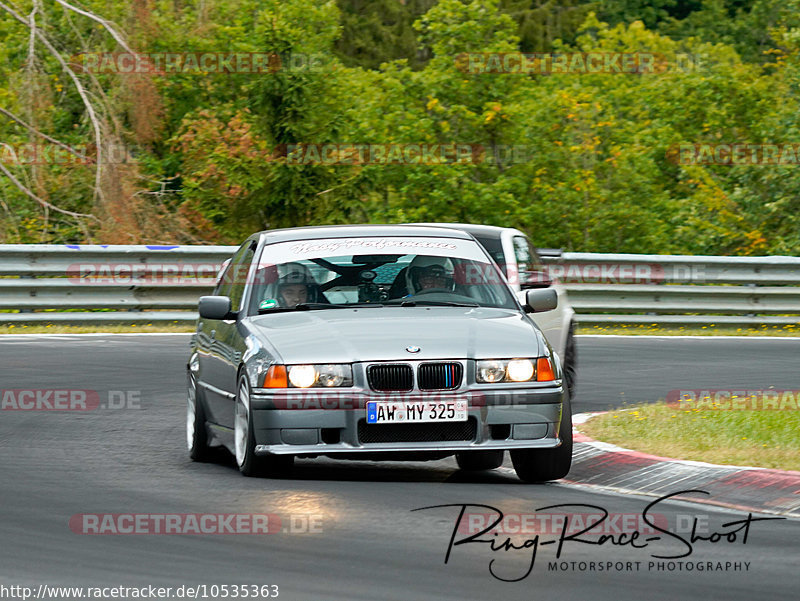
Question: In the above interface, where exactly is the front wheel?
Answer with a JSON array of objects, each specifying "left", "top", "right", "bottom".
[
  {"left": 235, "top": 375, "right": 293, "bottom": 478},
  {"left": 187, "top": 371, "right": 210, "bottom": 461},
  {"left": 562, "top": 322, "right": 577, "bottom": 399},
  {"left": 510, "top": 391, "right": 572, "bottom": 483}
]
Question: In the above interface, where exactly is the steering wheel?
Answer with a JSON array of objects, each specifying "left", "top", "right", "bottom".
[{"left": 413, "top": 288, "right": 454, "bottom": 295}]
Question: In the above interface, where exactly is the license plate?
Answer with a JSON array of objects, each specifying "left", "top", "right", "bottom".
[{"left": 366, "top": 400, "right": 468, "bottom": 424}]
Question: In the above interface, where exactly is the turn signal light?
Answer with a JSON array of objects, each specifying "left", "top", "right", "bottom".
[
  {"left": 263, "top": 365, "right": 288, "bottom": 388},
  {"left": 536, "top": 357, "right": 556, "bottom": 381}
]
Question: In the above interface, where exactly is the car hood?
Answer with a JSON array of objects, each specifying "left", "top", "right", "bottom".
[{"left": 247, "top": 307, "right": 543, "bottom": 364}]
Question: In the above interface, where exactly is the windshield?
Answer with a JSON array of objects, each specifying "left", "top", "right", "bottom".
[{"left": 246, "top": 236, "right": 518, "bottom": 313}]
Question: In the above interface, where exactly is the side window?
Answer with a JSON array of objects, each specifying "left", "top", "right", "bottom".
[
  {"left": 513, "top": 236, "right": 543, "bottom": 272},
  {"left": 213, "top": 258, "right": 232, "bottom": 296},
  {"left": 228, "top": 242, "right": 257, "bottom": 311},
  {"left": 214, "top": 240, "right": 255, "bottom": 307},
  {"left": 473, "top": 236, "right": 507, "bottom": 275}
]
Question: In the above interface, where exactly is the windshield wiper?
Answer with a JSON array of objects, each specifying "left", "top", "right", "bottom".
[
  {"left": 257, "top": 302, "right": 383, "bottom": 314},
  {"left": 334, "top": 303, "right": 385, "bottom": 309},
  {"left": 386, "top": 299, "right": 480, "bottom": 308}
]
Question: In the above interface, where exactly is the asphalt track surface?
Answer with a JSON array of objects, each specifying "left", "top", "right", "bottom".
[{"left": 1, "top": 334, "right": 798, "bottom": 600}]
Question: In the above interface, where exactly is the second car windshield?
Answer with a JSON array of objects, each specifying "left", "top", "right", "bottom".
[{"left": 246, "top": 236, "right": 518, "bottom": 313}]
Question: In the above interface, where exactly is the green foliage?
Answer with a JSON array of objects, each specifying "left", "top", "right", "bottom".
[
  {"left": 500, "top": 0, "right": 596, "bottom": 52},
  {"left": 1, "top": 0, "right": 799, "bottom": 254},
  {"left": 334, "top": 0, "right": 436, "bottom": 69}
]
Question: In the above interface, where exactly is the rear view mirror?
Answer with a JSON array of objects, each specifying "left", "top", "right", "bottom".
[
  {"left": 198, "top": 296, "right": 235, "bottom": 320},
  {"left": 351, "top": 255, "right": 401, "bottom": 264},
  {"left": 525, "top": 288, "right": 557, "bottom": 313}
]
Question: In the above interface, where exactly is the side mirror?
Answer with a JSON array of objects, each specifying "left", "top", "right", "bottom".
[
  {"left": 525, "top": 288, "right": 557, "bottom": 313},
  {"left": 198, "top": 295, "right": 235, "bottom": 320},
  {"left": 520, "top": 270, "right": 552, "bottom": 289}
]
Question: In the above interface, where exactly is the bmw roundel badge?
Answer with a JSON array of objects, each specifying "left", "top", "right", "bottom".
[{"left": 405, "top": 345, "right": 421, "bottom": 353}]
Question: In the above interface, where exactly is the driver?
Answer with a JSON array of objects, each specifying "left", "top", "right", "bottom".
[
  {"left": 405, "top": 256, "right": 455, "bottom": 295},
  {"left": 276, "top": 263, "right": 316, "bottom": 308},
  {"left": 278, "top": 282, "right": 308, "bottom": 308},
  {"left": 257, "top": 262, "right": 324, "bottom": 309}
]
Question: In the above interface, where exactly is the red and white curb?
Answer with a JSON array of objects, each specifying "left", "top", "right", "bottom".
[{"left": 561, "top": 412, "right": 800, "bottom": 518}]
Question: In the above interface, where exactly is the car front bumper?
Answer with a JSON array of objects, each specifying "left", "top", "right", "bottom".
[{"left": 248, "top": 385, "right": 565, "bottom": 456}]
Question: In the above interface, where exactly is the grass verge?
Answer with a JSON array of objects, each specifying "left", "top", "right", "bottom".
[
  {"left": 4, "top": 324, "right": 797, "bottom": 336},
  {"left": 0, "top": 324, "right": 194, "bottom": 334},
  {"left": 579, "top": 400, "right": 800, "bottom": 471},
  {"left": 577, "top": 323, "right": 800, "bottom": 336}
]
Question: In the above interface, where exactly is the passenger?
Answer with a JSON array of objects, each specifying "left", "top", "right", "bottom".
[{"left": 405, "top": 256, "right": 455, "bottom": 295}]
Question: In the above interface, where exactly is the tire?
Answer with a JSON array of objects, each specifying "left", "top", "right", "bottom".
[
  {"left": 510, "top": 390, "right": 572, "bottom": 483},
  {"left": 235, "top": 374, "right": 294, "bottom": 478},
  {"left": 562, "top": 322, "right": 577, "bottom": 400},
  {"left": 187, "top": 371, "right": 211, "bottom": 461},
  {"left": 456, "top": 450, "right": 504, "bottom": 471}
]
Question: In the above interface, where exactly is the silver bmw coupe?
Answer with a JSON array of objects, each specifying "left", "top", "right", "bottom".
[{"left": 187, "top": 225, "right": 571, "bottom": 482}]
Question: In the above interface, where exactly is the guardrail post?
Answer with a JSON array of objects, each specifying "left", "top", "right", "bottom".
[{"left": 19, "top": 274, "right": 33, "bottom": 313}]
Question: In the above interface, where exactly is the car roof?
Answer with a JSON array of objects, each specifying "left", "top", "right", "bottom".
[
  {"left": 257, "top": 224, "right": 474, "bottom": 244},
  {"left": 406, "top": 222, "right": 521, "bottom": 239},
  {"left": 406, "top": 223, "right": 563, "bottom": 258}
]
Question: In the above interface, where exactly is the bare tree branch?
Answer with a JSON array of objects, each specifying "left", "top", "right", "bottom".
[
  {"left": 0, "top": 161, "right": 98, "bottom": 220},
  {"left": 26, "top": 1, "right": 37, "bottom": 72},
  {"left": 67, "top": 62, "right": 126, "bottom": 140},
  {"left": 0, "top": 107, "right": 88, "bottom": 160},
  {"left": 0, "top": 0, "right": 106, "bottom": 205},
  {"left": 56, "top": 2, "right": 128, "bottom": 141},
  {"left": 25, "top": 0, "right": 41, "bottom": 187},
  {"left": 0, "top": 193, "right": 23, "bottom": 240},
  {"left": 52, "top": 0, "right": 135, "bottom": 55}
]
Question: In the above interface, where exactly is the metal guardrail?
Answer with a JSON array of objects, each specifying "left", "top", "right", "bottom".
[
  {"left": 552, "top": 252, "right": 800, "bottom": 285},
  {"left": 0, "top": 244, "right": 229, "bottom": 324},
  {"left": 550, "top": 252, "right": 800, "bottom": 327},
  {"left": 0, "top": 245, "right": 798, "bottom": 326},
  {"left": 0, "top": 244, "right": 234, "bottom": 276}
]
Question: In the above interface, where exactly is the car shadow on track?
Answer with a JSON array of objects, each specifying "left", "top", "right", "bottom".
[{"left": 197, "top": 446, "right": 520, "bottom": 484}]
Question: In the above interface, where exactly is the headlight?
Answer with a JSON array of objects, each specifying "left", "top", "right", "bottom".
[
  {"left": 476, "top": 358, "right": 554, "bottom": 383},
  {"left": 316, "top": 364, "right": 350, "bottom": 387},
  {"left": 288, "top": 365, "right": 318, "bottom": 388},
  {"left": 477, "top": 360, "right": 506, "bottom": 383},
  {"left": 264, "top": 364, "right": 353, "bottom": 388},
  {"left": 507, "top": 359, "right": 535, "bottom": 382}
]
